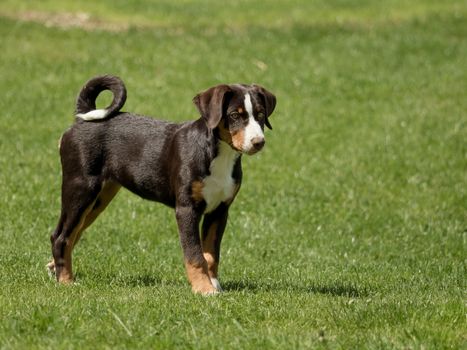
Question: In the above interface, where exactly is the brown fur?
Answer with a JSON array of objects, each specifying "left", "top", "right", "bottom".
[
  {"left": 202, "top": 222, "right": 219, "bottom": 278},
  {"left": 191, "top": 181, "right": 204, "bottom": 203},
  {"left": 184, "top": 260, "right": 217, "bottom": 294}
]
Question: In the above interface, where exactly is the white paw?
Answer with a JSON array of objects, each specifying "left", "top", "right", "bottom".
[
  {"left": 46, "top": 262, "right": 55, "bottom": 278},
  {"left": 210, "top": 277, "right": 223, "bottom": 292},
  {"left": 203, "top": 289, "right": 220, "bottom": 296}
]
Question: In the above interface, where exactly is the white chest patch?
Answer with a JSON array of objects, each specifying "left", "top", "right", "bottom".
[{"left": 203, "top": 141, "right": 239, "bottom": 213}]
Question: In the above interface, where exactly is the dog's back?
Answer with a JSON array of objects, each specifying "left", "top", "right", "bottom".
[{"left": 61, "top": 113, "right": 203, "bottom": 206}]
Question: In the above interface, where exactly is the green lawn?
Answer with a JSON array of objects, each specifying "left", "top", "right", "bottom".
[{"left": 0, "top": 1, "right": 465, "bottom": 349}]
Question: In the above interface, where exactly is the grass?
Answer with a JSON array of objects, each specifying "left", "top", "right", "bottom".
[{"left": 0, "top": 1, "right": 466, "bottom": 349}]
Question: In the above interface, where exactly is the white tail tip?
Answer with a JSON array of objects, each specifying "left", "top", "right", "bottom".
[{"left": 76, "top": 109, "right": 108, "bottom": 121}]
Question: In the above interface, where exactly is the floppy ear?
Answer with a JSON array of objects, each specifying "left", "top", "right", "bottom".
[
  {"left": 253, "top": 85, "right": 276, "bottom": 130},
  {"left": 193, "top": 85, "right": 232, "bottom": 129}
]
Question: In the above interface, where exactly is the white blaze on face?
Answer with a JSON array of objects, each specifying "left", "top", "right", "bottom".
[{"left": 242, "top": 93, "right": 264, "bottom": 152}]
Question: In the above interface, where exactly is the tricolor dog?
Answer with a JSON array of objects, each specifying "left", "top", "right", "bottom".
[{"left": 48, "top": 75, "right": 276, "bottom": 294}]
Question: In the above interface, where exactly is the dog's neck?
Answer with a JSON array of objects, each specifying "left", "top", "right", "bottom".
[
  {"left": 216, "top": 139, "right": 240, "bottom": 159},
  {"left": 202, "top": 141, "right": 239, "bottom": 213},
  {"left": 209, "top": 141, "right": 239, "bottom": 183}
]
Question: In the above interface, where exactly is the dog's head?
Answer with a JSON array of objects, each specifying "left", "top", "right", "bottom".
[{"left": 193, "top": 84, "right": 276, "bottom": 155}]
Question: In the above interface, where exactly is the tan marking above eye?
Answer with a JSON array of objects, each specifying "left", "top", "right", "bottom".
[{"left": 237, "top": 107, "right": 244, "bottom": 113}]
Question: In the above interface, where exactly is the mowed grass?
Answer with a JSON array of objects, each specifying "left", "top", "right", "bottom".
[{"left": 0, "top": 1, "right": 466, "bottom": 349}]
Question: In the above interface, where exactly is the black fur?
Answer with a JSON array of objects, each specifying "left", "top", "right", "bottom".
[{"left": 76, "top": 75, "right": 127, "bottom": 116}]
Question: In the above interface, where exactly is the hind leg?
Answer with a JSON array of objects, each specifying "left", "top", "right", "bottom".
[
  {"left": 48, "top": 213, "right": 65, "bottom": 276},
  {"left": 52, "top": 177, "right": 101, "bottom": 283},
  {"left": 49, "top": 181, "right": 120, "bottom": 281},
  {"left": 72, "top": 181, "right": 121, "bottom": 248}
]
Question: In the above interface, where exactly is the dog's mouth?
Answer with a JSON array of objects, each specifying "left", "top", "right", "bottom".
[
  {"left": 245, "top": 147, "right": 262, "bottom": 156},
  {"left": 227, "top": 143, "right": 264, "bottom": 155},
  {"left": 222, "top": 135, "right": 265, "bottom": 155},
  {"left": 245, "top": 139, "right": 265, "bottom": 155}
]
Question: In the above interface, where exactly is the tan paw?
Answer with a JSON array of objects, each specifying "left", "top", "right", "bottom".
[{"left": 192, "top": 284, "right": 220, "bottom": 296}]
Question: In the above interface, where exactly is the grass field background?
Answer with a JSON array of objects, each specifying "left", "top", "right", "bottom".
[{"left": 0, "top": 1, "right": 466, "bottom": 349}]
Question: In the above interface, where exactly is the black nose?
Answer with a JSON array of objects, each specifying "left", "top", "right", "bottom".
[{"left": 251, "top": 137, "right": 265, "bottom": 151}]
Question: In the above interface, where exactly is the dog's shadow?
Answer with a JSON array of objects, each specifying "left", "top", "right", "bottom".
[
  {"left": 222, "top": 279, "right": 368, "bottom": 298},
  {"left": 116, "top": 274, "right": 163, "bottom": 287},
  {"left": 77, "top": 272, "right": 165, "bottom": 287},
  {"left": 78, "top": 272, "right": 368, "bottom": 297}
]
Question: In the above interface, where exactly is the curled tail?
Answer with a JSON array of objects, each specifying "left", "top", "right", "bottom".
[{"left": 75, "top": 75, "right": 127, "bottom": 121}]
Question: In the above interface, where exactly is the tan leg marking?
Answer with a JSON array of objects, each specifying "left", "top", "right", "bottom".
[
  {"left": 191, "top": 180, "right": 204, "bottom": 203},
  {"left": 184, "top": 260, "right": 217, "bottom": 295},
  {"left": 58, "top": 181, "right": 121, "bottom": 283},
  {"left": 74, "top": 181, "right": 121, "bottom": 247},
  {"left": 202, "top": 222, "right": 218, "bottom": 279},
  {"left": 58, "top": 204, "right": 94, "bottom": 283}
]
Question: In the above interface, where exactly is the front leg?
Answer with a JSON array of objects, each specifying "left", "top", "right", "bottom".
[
  {"left": 201, "top": 203, "right": 229, "bottom": 292},
  {"left": 175, "top": 205, "right": 217, "bottom": 295}
]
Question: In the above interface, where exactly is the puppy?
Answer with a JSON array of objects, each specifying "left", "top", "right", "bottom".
[{"left": 48, "top": 75, "right": 276, "bottom": 294}]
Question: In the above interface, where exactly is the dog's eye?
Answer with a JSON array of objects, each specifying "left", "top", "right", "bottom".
[{"left": 230, "top": 112, "right": 240, "bottom": 120}]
